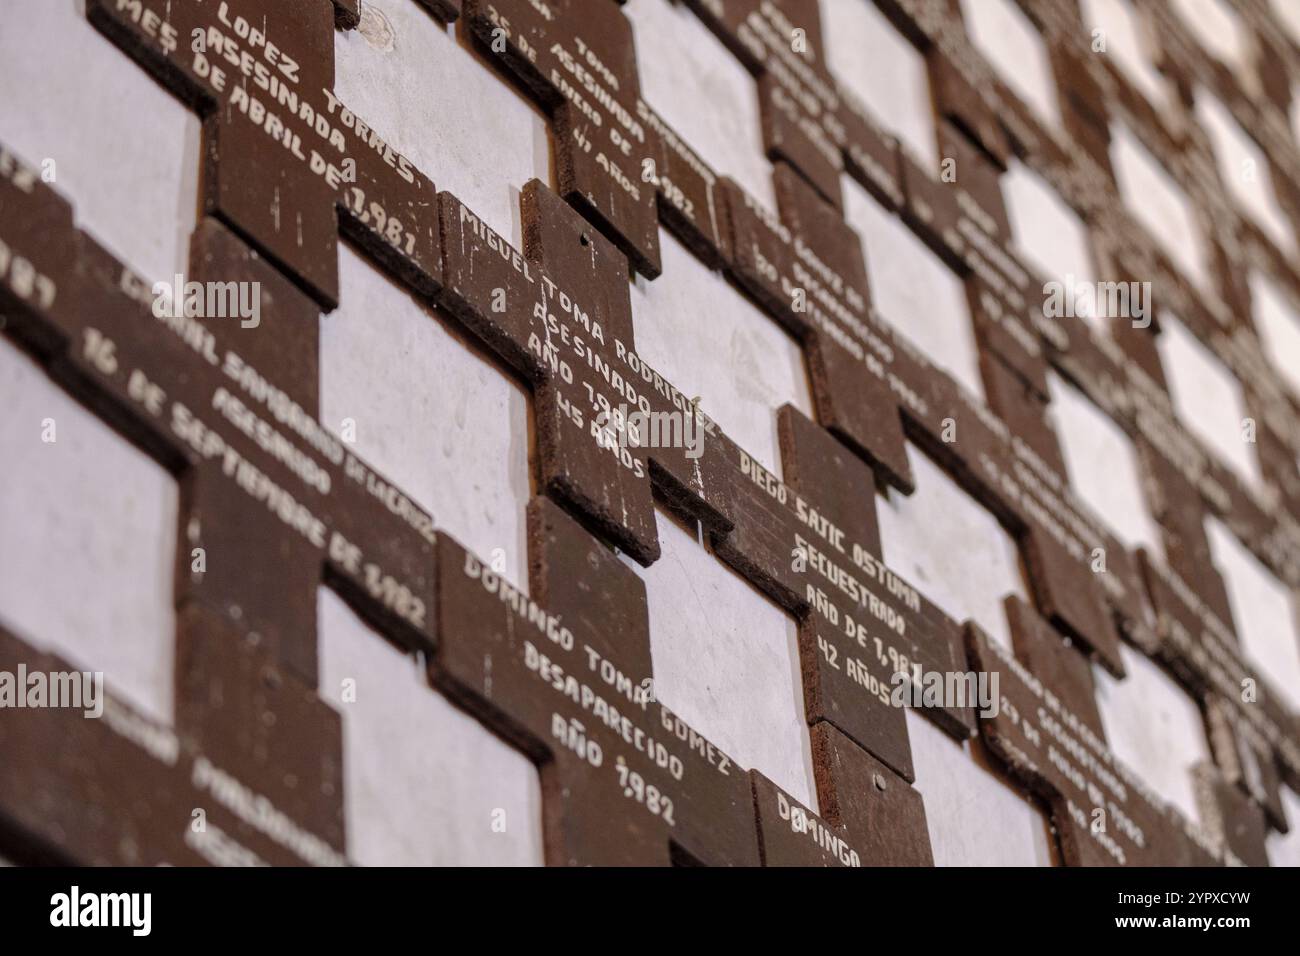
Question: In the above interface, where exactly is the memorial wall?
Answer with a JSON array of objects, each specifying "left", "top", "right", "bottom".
[{"left": 1, "top": 0, "right": 1300, "bottom": 868}]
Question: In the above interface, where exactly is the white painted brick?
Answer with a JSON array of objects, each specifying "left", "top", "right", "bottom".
[
  {"left": 1249, "top": 269, "right": 1300, "bottom": 401},
  {"left": 1194, "top": 89, "right": 1293, "bottom": 255},
  {"left": 1157, "top": 312, "right": 1263, "bottom": 492},
  {"left": 1171, "top": 0, "right": 1254, "bottom": 78},
  {"left": 1002, "top": 158, "right": 1102, "bottom": 330},
  {"left": 1080, "top": 0, "right": 1170, "bottom": 111},
  {"left": 1110, "top": 122, "right": 1208, "bottom": 288},
  {"left": 334, "top": 0, "right": 550, "bottom": 244},
  {"left": 1266, "top": 781, "right": 1300, "bottom": 865},
  {"left": 1272, "top": 0, "right": 1300, "bottom": 48},
  {"left": 629, "top": 230, "right": 812, "bottom": 477}
]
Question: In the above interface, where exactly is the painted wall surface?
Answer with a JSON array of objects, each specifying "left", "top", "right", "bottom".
[{"left": 1, "top": 0, "right": 1297, "bottom": 867}]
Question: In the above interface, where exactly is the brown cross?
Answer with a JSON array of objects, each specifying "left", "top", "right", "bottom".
[
  {"left": 0, "top": 145, "right": 444, "bottom": 864},
  {"left": 463, "top": 0, "right": 662, "bottom": 278},
  {"left": 683, "top": 0, "right": 847, "bottom": 209},
  {"left": 439, "top": 181, "right": 968, "bottom": 784},
  {"left": 752, "top": 722, "right": 933, "bottom": 867},
  {"left": 1140, "top": 551, "right": 1300, "bottom": 794},
  {"left": 438, "top": 179, "right": 666, "bottom": 563},
  {"left": 87, "top": 0, "right": 443, "bottom": 309},
  {"left": 720, "top": 154, "right": 1141, "bottom": 674},
  {"left": 432, "top": 496, "right": 761, "bottom": 865},
  {"left": 723, "top": 161, "right": 914, "bottom": 492},
  {"left": 0, "top": 614, "right": 346, "bottom": 866},
  {"left": 967, "top": 611, "right": 1248, "bottom": 865}
]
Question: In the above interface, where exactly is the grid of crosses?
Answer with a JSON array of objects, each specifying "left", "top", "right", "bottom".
[{"left": 0, "top": 0, "right": 1297, "bottom": 866}]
